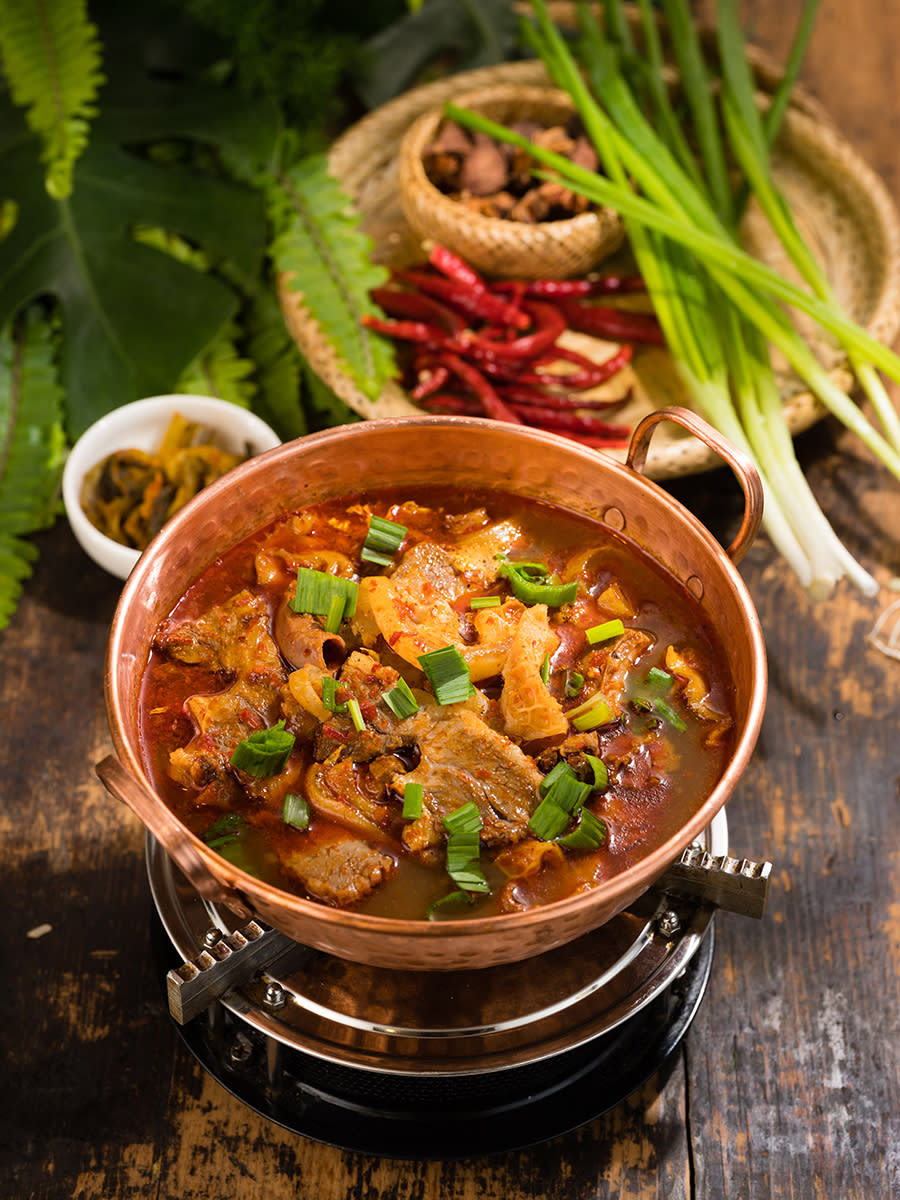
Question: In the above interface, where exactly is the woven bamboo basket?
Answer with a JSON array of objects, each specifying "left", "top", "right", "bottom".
[{"left": 397, "top": 83, "right": 625, "bottom": 280}]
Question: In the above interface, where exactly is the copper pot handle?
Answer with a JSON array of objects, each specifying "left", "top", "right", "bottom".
[
  {"left": 625, "top": 406, "right": 764, "bottom": 564},
  {"left": 96, "top": 754, "right": 254, "bottom": 920}
]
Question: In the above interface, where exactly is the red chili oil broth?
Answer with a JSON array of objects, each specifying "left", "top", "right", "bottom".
[{"left": 138, "top": 487, "right": 735, "bottom": 921}]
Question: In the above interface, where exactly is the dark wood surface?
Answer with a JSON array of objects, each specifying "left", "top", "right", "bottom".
[{"left": 4, "top": 3, "right": 900, "bottom": 1196}]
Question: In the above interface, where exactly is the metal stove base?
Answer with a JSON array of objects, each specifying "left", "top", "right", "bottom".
[{"left": 152, "top": 912, "right": 715, "bottom": 1160}]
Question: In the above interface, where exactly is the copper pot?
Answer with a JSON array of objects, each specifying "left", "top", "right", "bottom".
[{"left": 99, "top": 410, "right": 766, "bottom": 971}]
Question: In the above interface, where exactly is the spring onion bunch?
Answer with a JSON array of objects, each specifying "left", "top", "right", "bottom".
[{"left": 446, "top": 0, "right": 900, "bottom": 598}]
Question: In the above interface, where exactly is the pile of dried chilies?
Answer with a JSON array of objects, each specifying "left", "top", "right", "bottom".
[{"left": 363, "top": 244, "right": 662, "bottom": 448}]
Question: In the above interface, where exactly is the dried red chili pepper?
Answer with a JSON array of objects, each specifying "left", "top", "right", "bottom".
[
  {"left": 360, "top": 314, "right": 448, "bottom": 345},
  {"left": 418, "top": 392, "right": 483, "bottom": 415},
  {"left": 513, "top": 344, "right": 634, "bottom": 391},
  {"left": 510, "top": 402, "right": 632, "bottom": 438},
  {"left": 371, "top": 285, "right": 464, "bottom": 334},
  {"left": 497, "top": 383, "right": 630, "bottom": 411},
  {"left": 429, "top": 244, "right": 486, "bottom": 291},
  {"left": 410, "top": 365, "right": 451, "bottom": 401},
  {"left": 441, "top": 352, "right": 522, "bottom": 423},
  {"left": 555, "top": 300, "right": 665, "bottom": 345},
  {"left": 394, "top": 268, "right": 530, "bottom": 330},
  {"left": 462, "top": 300, "right": 567, "bottom": 360},
  {"left": 491, "top": 275, "right": 647, "bottom": 298}
]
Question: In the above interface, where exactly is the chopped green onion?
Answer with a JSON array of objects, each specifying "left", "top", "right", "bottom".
[
  {"left": 426, "top": 889, "right": 474, "bottom": 919},
  {"left": 418, "top": 644, "right": 475, "bottom": 704},
  {"left": 320, "top": 675, "right": 347, "bottom": 713},
  {"left": 539, "top": 758, "right": 574, "bottom": 796},
  {"left": 572, "top": 704, "right": 615, "bottom": 732},
  {"left": 651, "top": 697, "right": 687, "bottom": 732},
  {"left": 346, "top": 696, "right": 365, "bottom": 732},
  {"left": 382, "top": 676, "right": 419, "bottom": 720},
  {"left": 290, "top": 567, "right": 358, "bottom": 629},
  {"left": 584, "top": 753, "right": 609, "bottom": 791},
  {"left": 442, "top": 801, "right": 490, "bottom": 893},
  {"left": 325, "top": 592, "right": 346, "bottom": 634},
  {"left": 567, "top": 690, "right": 616, "bottom": 731},
  {"left": 203, "top": 812, "right": 246, "bottom": 849},
  {"left": 402, "top": 782, "right": 424, "bottom": 820},
  {"left": 362, "top": 515, "right": 407, "bottom": 565},
  {"left": 230, "top": 720, "right": 295, "bottom": 778},
  {"left": 470, "top": 595, "right": 501, "bottom": 609},
  {"left": 282, "top": 792, "right": 310, "bottom": 830},
  {"left": 645, "top": 666, "right": 674, "bottom": 691},
  {"left": 529, "top": 765, "right": 592, "bottom": 841},
  {"left": 565, "top": 669, "right": 584, "bottom": 697},
  {"left": 556, "top": 808, "right": 608, "bottom": 849},
  {"left": 586, "top": 618, "right": 625, "bottom": 644},
  {"left": 497, "top": 555, "right": 577, "bottom": 607},
  {"left": 540, "top": 652, "right": 550, "bottom": 686}
]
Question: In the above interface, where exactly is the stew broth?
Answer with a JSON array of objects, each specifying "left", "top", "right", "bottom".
[{"left": 139, "top": 487, "right": 735, "bottom": 921}]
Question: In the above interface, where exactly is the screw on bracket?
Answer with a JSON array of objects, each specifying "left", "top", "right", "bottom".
[
  {"left": 263, "top": 980, "right": 287, "bottom": 1011},
  {"left": 657, "top": 909, "right": 681, "bottom": 938}
]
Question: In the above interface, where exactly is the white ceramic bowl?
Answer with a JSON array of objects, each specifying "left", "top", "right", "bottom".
[{"left": 62, "top": 394, "right": 282, "bottom": 580}]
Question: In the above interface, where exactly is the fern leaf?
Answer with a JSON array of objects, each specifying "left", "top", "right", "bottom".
[
  {"left": 0, "top": 0, "right": 105, "bottom": 199},
  {"left": 176, "top": 319, "right": 257, "bottom": 407},
  {"left": 242, "top": 285, "right": 308, "bottom": 440},
  {"left": 0, "top": 308, "right": 66, "bottom": 631},
  {"left": 268, "top": 155, "right": 397, "bottom": 401}
]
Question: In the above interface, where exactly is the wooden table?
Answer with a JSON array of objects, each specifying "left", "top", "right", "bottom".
[{"left": 4, "top": 3, "right": 900, "bottom": 1196}]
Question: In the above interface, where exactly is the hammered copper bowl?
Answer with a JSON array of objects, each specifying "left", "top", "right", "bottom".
[{"left": 99, "top": 411, "right": 766, "bottom": 971}]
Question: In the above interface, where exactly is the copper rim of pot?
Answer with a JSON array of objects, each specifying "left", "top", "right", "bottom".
[{"left": 99, "top": 409, "right": 767, "bottom": 971}]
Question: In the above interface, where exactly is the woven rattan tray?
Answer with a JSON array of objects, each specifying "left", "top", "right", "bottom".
[{"left": 279, "top": 56, "right": 900, "bottom": 480}]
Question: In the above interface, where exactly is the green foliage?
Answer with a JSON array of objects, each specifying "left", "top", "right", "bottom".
[
  {"left": 181, "top": 0, "right": 408, "bottom": 146},
  {"left": 357, "top": 0, "right": 521, "bottom": 109},
  {"left": 0, "top": 75, "right": 280, "bottom": 439},
  {"left": 0, "top": 0, "right": 104, "bottom": 199},
  {"left": 269, "top": 155, "right": 397, "bottom": 402},
  {"left": 0, "top": 310, "right": 66, "bottom": 630},
  {"left": 175, "top": 320, "right": 257, "bottom": 408}
]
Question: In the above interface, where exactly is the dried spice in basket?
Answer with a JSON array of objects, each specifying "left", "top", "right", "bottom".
[
  {"left": 80, "top": 413, "right": 249, "bottom": 550},
  {"left": 422, "top": 113, "right": 600, "bottom": 222}
]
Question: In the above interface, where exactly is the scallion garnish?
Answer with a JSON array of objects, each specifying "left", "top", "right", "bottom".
[
  {"left": 470, "top": 595, "right": 502, "bottom": 609},
  {"left": 567, "top": 690, "right": 616, "bottom": 732},
  {"left": 203, "top": 812, "right": 246, "bottom": 849},
  {"left": 282, "top": 792, "right": 310, "bottom": 830},
  {"left": 645, "top": 666, "right": 674, "bottom": 691},
  {"left": 586, "top": 618, "right": 625, "bottom": 644},
  {"left": 442, "top": 801, "right": 490, "bottom": 893},
  {"left": 556, "top": 808, "right": 607, "bottom": 849},
  {"left": 361, "top": 514, "right": 407, "bottom": 566},
  {"left": 540, "top": 651, "right": 550, "bottom": 686},
  {"left": 346, "top": 696, "right": 365, "bottom": 732},
  {"left": 230, "top": 720, "right": 295, "bottom": 777},
  {"left": 382, "top": 676, "right": 419, "bottom": 720},
  {"left": 426, "top": 889, "right": 474, "bottom": 919},
  {"left": 401, "top": 781, "right": 424, "bottom": 820},
  {"left": 584, "top": 752, "right": 609, "bottom": 791},
  {"left": 320, "top": 675, "right": 347, "bottom": 713},
  {"left": 651, "top": 697, "right": 687, "bottom": 732},
  {"left": 497, "top": 555, "right": 577, "bottom": 608},
  {"left": 418, "top": 644, "right": 475, "bottom": 704},
  {"left": 529, "top": 766, "right": 592, "bottom": 841},
  {"left": 565, "top": 669, "right": 584, "bottom": 697},
  {"left": 290, "top": 567, "right": 358, "bottom": 632}
]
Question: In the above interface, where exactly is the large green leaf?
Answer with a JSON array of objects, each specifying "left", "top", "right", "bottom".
[{"left": 0, "top": 74, "right": 280, "bottom": 438}]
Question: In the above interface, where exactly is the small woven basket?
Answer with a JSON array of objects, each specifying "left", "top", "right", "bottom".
[{"left": 397, "top": 83, "right": 625, "bottom": 280}]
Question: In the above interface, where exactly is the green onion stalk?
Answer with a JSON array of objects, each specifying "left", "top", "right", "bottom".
[{"left": 446, "top": 0, "right": 900, "bottom": 598}]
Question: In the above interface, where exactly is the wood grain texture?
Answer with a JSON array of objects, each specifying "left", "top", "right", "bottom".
[{"left": 4, "top": 3, "right": 900, "bottom": 1197}]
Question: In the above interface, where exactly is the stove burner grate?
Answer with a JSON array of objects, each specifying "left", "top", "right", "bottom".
[{"left": 153, "top": 912, "right": 714, "bottom": 1159}]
